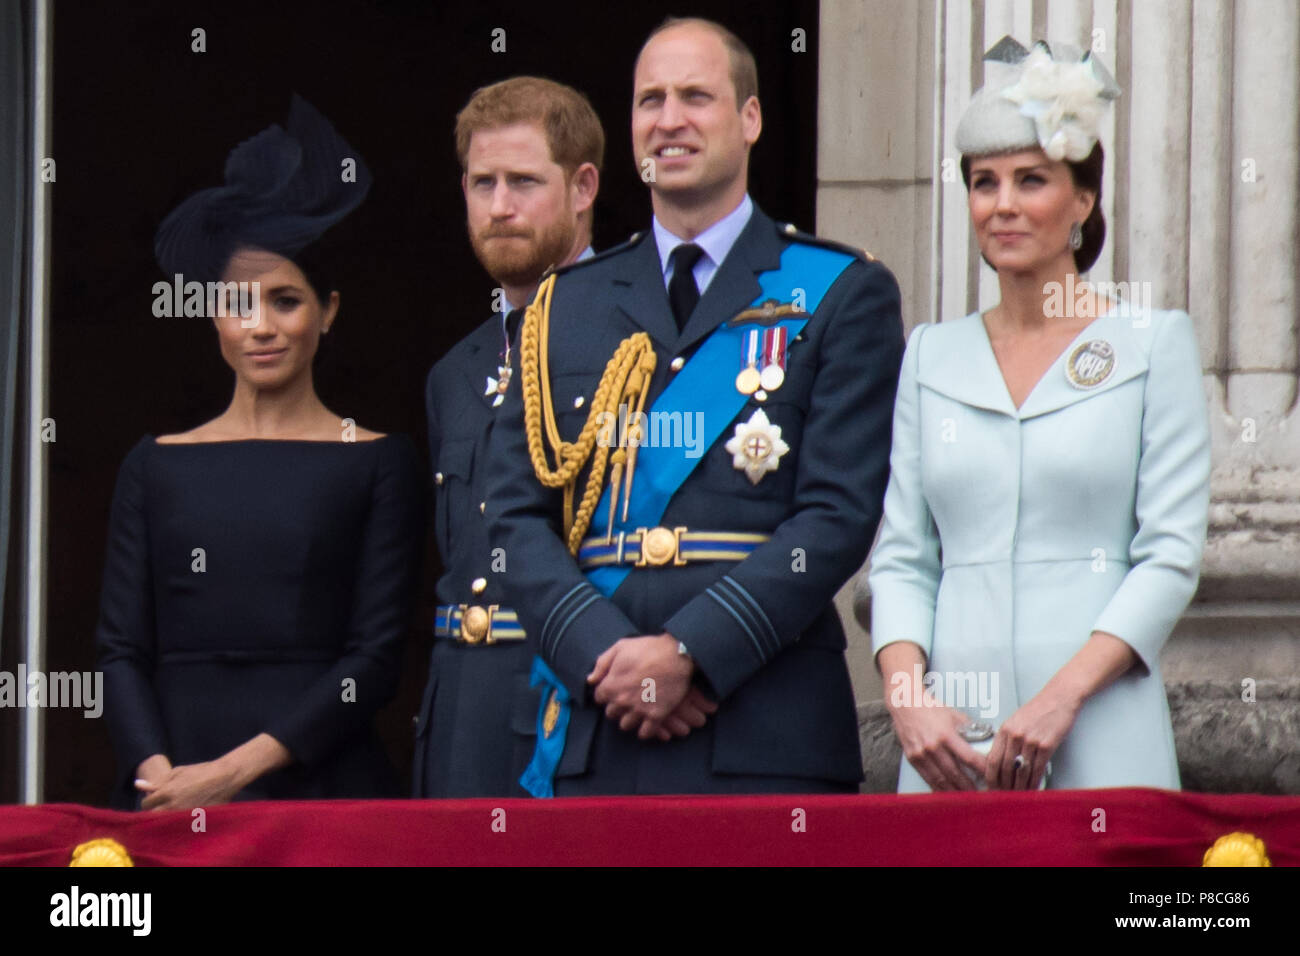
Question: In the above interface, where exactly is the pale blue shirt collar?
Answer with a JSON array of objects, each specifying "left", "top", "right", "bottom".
[
  {"left": 504, "top": 244, "right": 595, "bottom": 312},
  {"left": 653, "top": 194, "right": 753, "bottom": 295}
]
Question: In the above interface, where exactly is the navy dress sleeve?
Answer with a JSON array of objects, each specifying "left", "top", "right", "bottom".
[
  {"left": 263, "top": 435, "right": 426, "bottom": 766},
  {"left": 95, "top": 438, "right": 170, "bottom": 797}
]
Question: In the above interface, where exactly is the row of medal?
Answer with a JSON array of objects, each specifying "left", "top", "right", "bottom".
[
  {"left": 735, "top": 326, "right": 788, "bottom": 401},
  {"left": 491, "top": 322, "right": 793, "bottom": 408}
]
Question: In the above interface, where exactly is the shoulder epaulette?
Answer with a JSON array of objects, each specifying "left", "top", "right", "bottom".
[
  {"left": 775, "top": 220, "right": 878, "bottom": 264},
  {"left": 544, "top": 230, "right": 650, "bottom": 281}
]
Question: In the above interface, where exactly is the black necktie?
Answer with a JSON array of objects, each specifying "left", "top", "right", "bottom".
[{"left": 668, "top": 243, "right": 705, "bottom": 331}]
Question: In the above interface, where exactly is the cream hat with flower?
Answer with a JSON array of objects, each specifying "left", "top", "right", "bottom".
[{"left": 955, "top": 36, "right": 1120, "bottom": 162}]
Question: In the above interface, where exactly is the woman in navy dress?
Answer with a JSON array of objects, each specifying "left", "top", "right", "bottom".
[{"left": 96, "top": 96, "right": 423, "bottom": 809}]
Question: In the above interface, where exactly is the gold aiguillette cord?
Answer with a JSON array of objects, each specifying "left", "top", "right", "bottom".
[{"left": 519, "top": 274, "right": 657, "bottom": 555}]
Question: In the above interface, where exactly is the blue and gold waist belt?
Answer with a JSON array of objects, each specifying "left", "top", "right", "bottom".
[
  {"left": 434, "top": 604, "right": 525, "bottom": 644},
  {"left": 576, "top": 527, "right": 771, "bottom": 569}
]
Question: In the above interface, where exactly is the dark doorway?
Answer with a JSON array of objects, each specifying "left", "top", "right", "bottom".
[{"left": 13, "top": 0, "right": 819, "bottom": 805}]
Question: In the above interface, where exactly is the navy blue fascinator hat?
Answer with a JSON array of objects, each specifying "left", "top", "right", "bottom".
[{"left": 154, "top": 94, "right": 372, "bottom": 287}]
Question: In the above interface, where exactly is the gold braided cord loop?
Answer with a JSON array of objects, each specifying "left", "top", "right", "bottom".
[{"left": 520, "top": 274, "right": 657, "bottom": 555}]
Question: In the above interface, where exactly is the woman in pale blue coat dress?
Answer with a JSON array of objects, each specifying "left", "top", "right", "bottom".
[{"left": 863, "top": 38, "right": 1210, "bottom": 792}]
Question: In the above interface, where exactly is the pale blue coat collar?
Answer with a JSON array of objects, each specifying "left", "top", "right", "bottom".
[{"left": 918, "top": 302, "right": 1151, "bottom": 420}]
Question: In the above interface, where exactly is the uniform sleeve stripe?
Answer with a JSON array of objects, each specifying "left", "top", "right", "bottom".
[
  {"left": 710, "top": 577, "right": 771, "bottom": 655},
  {"left": 719, "top": 575, "right": 780, "bottom": 655},
  {"left": 541, "top": 582, "right": 593, "bottom": 654},
  {"left": 550, "top": 592, "right": 602, "bottom": 656},
  {"left": 705, "top": 586, "right": 767, "bottom": 664}
]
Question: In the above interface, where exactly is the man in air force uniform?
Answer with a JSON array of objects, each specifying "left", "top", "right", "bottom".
[
  {"left": 487, "top": 19, "right": 904, "bottom": 795},
  {"left": 415, "top": 78, "right": 603, "bottom": 797}
]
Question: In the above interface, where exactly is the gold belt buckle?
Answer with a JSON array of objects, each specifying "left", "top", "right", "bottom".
[
  {"left": 458, "top": 604, "right": 499, "bottom": 644},
  {"left": 634, "top": 526, "right": 688, "bottom": 567}
]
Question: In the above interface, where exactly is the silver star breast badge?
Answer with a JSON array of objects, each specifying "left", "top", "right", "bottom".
[
  {"left": 484, "top": 366, "right": 511, "bottom": 407},
  {"left": 725, "top": 408, "right": 789, "bottom": 485}
]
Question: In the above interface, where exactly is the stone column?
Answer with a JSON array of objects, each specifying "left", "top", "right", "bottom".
[{"left": 818, "top": 0, "right": 937, "bottom": 705}]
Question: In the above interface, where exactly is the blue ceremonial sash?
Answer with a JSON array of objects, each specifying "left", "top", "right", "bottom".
[
  {"left": 519, "top": 656, "right": 572, "bottom": 798},
  {"left": 520, "top": 240, "right": 855, "bottom": 798},
  {"left": 586, "top": 241, "right": 856, "bottom": 598}
]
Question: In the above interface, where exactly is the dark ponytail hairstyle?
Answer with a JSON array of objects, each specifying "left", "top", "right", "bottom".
[{"left": 960, "top": 141, "right": 1106, "bottom": 272}]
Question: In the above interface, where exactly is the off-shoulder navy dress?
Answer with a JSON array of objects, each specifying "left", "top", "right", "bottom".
[{"left": 95, "top": 435, "right": 424, "bottom": 808}]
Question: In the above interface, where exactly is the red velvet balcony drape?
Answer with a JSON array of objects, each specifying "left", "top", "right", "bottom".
[{"left": 0, "top": 788, "right": 1296, "bottom": 866}]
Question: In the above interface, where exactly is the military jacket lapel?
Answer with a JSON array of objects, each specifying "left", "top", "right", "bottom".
[
  {"left": 456, "top": 316, "right": 509, "bottom": 410},
  {"left": 612, "top": 235, "right": 678, "bottom": 350}
]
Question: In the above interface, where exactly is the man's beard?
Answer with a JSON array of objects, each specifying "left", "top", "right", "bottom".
[{"left": 470, "top": 218, "right": 576, "bottom": 289}]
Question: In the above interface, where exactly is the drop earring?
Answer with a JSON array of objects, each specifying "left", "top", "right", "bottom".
[{"left": 1068, "top": 222, "right": 1083, "bottom": 251}]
